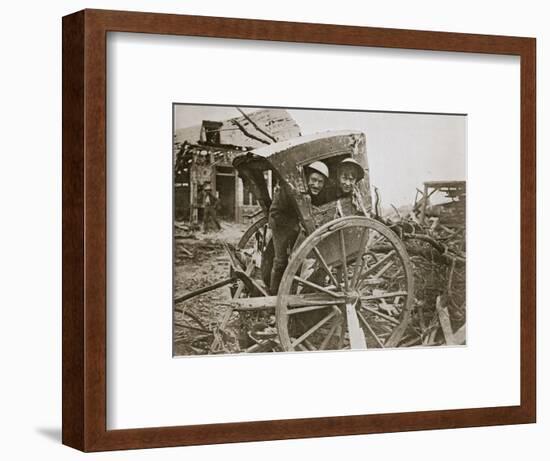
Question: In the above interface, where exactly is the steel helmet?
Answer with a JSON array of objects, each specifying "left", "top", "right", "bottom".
[
  {"left": 306, "top": 161, "right": 329, "bottom": 180},
  {"left": 338, "top": 158, "right": 364, "bottom": 180}
]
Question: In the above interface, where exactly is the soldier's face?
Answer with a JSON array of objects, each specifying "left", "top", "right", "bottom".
[
  {"left": 338, "top": 167, "right": 357, "bottom": 194},
  {"left": 307, "top": 172, "right": 326, "bottom": 196}
]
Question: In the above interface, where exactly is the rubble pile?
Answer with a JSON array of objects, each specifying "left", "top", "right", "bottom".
[
  {"left": 401, "top": 231, "right": 466, "bottom": 346},
  {"left": 384, "top": 181, "right": 466, "bottom": 346}
]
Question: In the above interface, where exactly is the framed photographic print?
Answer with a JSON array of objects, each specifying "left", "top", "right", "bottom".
[{"left": 62, "top": 9, "right": 536, "bottom": 452}]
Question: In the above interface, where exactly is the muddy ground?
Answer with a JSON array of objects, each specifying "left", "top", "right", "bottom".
[
  {"left": 173, "top": 222, "right": 249, "bottom": 356},
  {"left": 173, "top": 220, "right": 466, "bottom": 355}
]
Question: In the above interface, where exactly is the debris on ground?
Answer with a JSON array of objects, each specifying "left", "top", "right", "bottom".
[
  {"left": 174, "top": 180, "right": 466, "bottom": 355},
  {"left": 382, "top": 180, "right": 466, "bottom": 346}
]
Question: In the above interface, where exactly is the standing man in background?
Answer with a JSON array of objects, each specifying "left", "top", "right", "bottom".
[{"left": 202, "top": 183, "right": 221, "bottom": 232}]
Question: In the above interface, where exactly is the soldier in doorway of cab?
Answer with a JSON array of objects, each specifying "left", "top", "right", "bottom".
[
  {"left": 335, "top": 158, "right": 364, "bottom": 198},
  {"left": 268, "top": 161, "right": 329, "bottom": 295}
]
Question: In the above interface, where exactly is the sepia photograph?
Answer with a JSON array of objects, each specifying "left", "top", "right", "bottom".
[{"left": 173, "top": 104, "right": 466, "bottom": 356}]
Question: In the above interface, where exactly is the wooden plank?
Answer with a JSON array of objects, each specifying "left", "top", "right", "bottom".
[
  {"left": 436, "top": 296, "right": 458, "bottom": 345},
  {"left": 174, "top": 277, "right": 236, "bottom": 307},
  {"left": 231, "top": 293, "right": 342, "bottom": 311},
  {"left": 454, "top": 324, "right": 466, "bottom": 345},
  {"left": 346, "top": 302, "right": 367, "bottom": 349},
  {"left": 223, "top": 242, "right": 268, "bottom": 296}
]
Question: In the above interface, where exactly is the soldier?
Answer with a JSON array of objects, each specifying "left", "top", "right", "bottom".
[
  {"left": 268, "top": 161, "right": 329, "bottom": 295},
  {"left": 335, "top": 157, "right": 364, "bottom": 198},
  {"left": 202, "top": 183, "right": 221, "bottom": 232}
]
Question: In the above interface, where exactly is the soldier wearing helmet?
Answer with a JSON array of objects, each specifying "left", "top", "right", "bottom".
[
  {"left": 202, "top": 182, "right": 221, "bottom": 233},
  {"left": 268, "top": 161, "right": 329, "bottom": 294},
  {"left": 335, "top": 157, "right": 364, "bottom": 198},
  {"left": 305, "top": 161, "right": 330, "bottom": 199}
]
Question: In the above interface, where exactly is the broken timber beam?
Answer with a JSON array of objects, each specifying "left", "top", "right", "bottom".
[
  {"left": 231, "top": 293, "right": 343, "bottom": 312},
  {"left": 174, "top": 276, "right": 236, "bottom": 307},
  {"left": 436, "top": 295, "right": 458, "bottom": 345}
]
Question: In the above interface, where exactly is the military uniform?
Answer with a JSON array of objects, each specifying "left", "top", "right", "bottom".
[
  {"left": 203, "top": 190, "right": 221, "bottom": 232},
  {"left": 268, "top": 185, "right": 300, "bottom": 295}
]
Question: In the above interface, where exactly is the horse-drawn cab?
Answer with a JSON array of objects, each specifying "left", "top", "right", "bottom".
[
  {"left": 177, "top": 131, "right": 415, "bottom": 353},
  {"left": 227, "top": 131, "right": 415, "bottom": 351}
]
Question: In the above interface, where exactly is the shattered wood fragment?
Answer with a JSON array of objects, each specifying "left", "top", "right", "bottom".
[
  {"left": 436, "top": 296, "right": 457, "bottom": 345},
  {"left": 180, "top": 246, "right": 193, "bottom": 257},
  {"left": 174, "top": 277, "right": 237, "bottom": 307},
  {"left": 454, "top": 324, "right": 466, "bottom": 345},
  {"left": 231, "top": 293, "right": 342, "bottom": 311}
]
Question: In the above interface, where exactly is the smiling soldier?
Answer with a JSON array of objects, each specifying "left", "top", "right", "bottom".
[{"left": 336, "top": 157, "right": 365, "bottom": 198}]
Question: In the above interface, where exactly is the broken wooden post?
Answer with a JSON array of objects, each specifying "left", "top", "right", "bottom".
[{"left": 436, "top": 295, "right": 458, "bottom": 345}]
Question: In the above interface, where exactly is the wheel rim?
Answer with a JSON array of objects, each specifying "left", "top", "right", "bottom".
[
  {"left": 232, "top": 216, "right": 270, "bottom": 298},
  {"left": 276, "top": 216, "right": 414, "bottom": 351}
]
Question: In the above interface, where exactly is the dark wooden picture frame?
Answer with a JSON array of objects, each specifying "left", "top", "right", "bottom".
[{"left": 62, "top": 9, "right": 536, "bottom": 452}]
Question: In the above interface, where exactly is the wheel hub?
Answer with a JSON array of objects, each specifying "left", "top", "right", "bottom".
[{"left": 344, "top": 290, "right": 361, "bottom": 306}]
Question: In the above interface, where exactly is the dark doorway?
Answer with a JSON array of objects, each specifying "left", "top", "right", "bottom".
[
  {"left": 216, "top": 174, "right": 235, "bottom": 220},
  {"left": 174, "top": 184, "right": 190, "bottom": 221}
]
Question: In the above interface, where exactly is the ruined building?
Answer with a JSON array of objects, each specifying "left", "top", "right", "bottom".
[{"left": 174, "top": 108, "right": 301, "bottom": 223}]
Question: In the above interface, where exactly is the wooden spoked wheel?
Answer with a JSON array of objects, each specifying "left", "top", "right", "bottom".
[
  {"left": 237, "top": 216, "right": 269, "bottom": 255},
  {"left": 276, "top": 216, "right": 414, "bottom": 351},
  {"left": 231, "top": 216, "right": 271, "bottom": 298},
  {"left": 230, "top": 216, "right": 275, "bottom": 351}
]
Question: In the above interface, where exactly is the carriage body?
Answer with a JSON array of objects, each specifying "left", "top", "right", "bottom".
[
  {"left": 233, "top": 131, "right": 378, "bottom": 270},
  {"left": 233, "top": 131, "right": 372, "bottom": 232}
]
